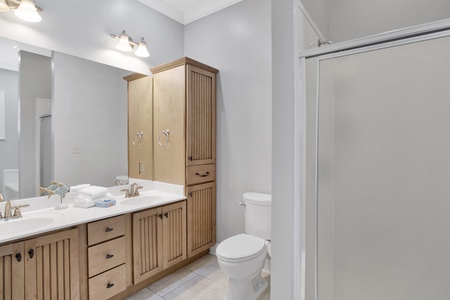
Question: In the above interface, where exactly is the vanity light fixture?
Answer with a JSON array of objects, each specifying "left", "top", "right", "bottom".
[
  {"left": 111, "top": 30, "right": 150, "bottom": 58},
  {"left": 0, "top": 0, "right": 43, "bottom": 23}
]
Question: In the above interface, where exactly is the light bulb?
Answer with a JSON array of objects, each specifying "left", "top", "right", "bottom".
[
  {"left": 135, "top": 39, "right": 150, "bottom": 57},
  {"left": 116, "top": 31, "right": 132, "bottom": 52},
  {"left": 14, "top": 0, "right": 42, "bottom": 23}
]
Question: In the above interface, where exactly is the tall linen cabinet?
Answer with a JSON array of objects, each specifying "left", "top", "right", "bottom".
[{"left": 151, "top": 57, "right": 218, "bottom": 258}]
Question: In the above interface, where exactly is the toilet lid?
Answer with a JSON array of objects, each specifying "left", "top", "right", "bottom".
[{"left": 216, "top": 234, "right": 266, "bottom": 262}]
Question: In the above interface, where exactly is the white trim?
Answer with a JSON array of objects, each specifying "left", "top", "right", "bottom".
[
  {"left": 297, "top": 0, "right": 326, "bottom": 42},
  {"left": 299, "top": 18, "right": 450, "bottom": 58}
]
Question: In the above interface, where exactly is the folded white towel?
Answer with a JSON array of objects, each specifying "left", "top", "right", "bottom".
[
  {"left": 73, "top": 196, "right": 96, "bottom": 208},
  {"left": 70, "top": 184, "right": 91, "bottom": 193},
  {"left": 78, "top": 186, "right": 108, "bottom": 198}
]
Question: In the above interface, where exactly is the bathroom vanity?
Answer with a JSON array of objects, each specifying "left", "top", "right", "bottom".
[{"left": 0, "top": 189, "right": 208, "bottom": 300}]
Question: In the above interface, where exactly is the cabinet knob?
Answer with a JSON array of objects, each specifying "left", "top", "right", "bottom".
[
  {"left": 15, "top": 252, "right": 22, "bottom": 262},
  {"left": 28, "top": 249, "right": 35, "bottom": 259},
  {"left": 106, "top": 254, "right": 114, "bottom": 259},
  {"left": 105, "top": 227, "right": 114, "bottom": 232},
  {"left": 159, "top": 213, "right": 163, "bottom": 219},
  {"left": 164, "top": 212, "right": 169, "bottom": 218},
  {"left": 106, "top": 283, "right": 115, "bottom": 289},
  {"left": 188, "top": 156, "right": 193, "bottom": 161}
]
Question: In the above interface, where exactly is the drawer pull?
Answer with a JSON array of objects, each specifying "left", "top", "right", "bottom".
[
  {"left": 106, "top": 283, "right": 115, "bottom": 289},
  {"left": 105, "top": 254, "right": 114, "bottom": 259},
  {"left": 195, "top": 172, "right": 210, "bottom": 177},
  {"left": 105, "top": 227, "right": 114, "bottom": 232}
]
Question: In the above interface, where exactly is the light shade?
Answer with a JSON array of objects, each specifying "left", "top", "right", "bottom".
[
  {"left": 116, "top": 31, "right": 133, "bottom": 52},
  {"left": 134, "top": 38, "right": 150, "bottom": 57},
  {"left": 0, "top": 0, "right": 10, "bottom": 12},
  {"left": 14, "top": 0, "right": 41, "bottom": 22}
]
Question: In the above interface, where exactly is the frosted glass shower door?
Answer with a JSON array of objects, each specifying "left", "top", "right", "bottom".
[{"left": 313, "top": 35, "right": 450, "bottom": 300}]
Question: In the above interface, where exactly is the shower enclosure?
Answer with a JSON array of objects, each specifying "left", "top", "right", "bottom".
[{"left": 305, "top": 31, "right": 450, "bottom": 300}]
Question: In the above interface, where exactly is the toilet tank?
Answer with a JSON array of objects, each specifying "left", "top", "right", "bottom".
[{"left": 244, "top": 192, "right": 272, "bottom": 240}]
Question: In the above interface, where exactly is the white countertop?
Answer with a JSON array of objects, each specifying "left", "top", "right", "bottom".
[{"left": 0, "top": 184, "right": 186, "bottom": 244}]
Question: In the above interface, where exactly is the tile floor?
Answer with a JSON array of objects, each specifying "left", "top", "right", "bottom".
[{"left": 125, "top": 254, "right": 270, "bottom": 300}]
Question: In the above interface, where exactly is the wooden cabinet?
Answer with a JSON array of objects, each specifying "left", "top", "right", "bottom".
[
  {"left": 132, "top": 201, "right": 186, "bottom": 284},
  {"left": 0, "top": 228, "right": 80, "bottom": 300},
  {"left": 151, "top": 57, "right": 218, "bottom": 258},
  {"left": 0, "top": 242, "right": 24, "bottom": 299},
  {"left": 24, "top": 228, "right": 80, "bottom": 300},
  {"left": 124, "top": 74, "right": 153, "bottom": 180},
  {"left": 186, "top": 182, "right": 216, "bottom": 257},
  {"left": 86, "top": 216, "right": 127, "bottom": 300}
]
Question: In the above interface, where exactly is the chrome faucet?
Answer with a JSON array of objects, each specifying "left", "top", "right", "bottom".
[{"left": 121, "top": 183, "right": 143, "bottom": 198}]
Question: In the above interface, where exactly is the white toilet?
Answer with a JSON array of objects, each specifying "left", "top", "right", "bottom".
[{"left": 216, "top": 192, "right": 271, "bottom": 300}]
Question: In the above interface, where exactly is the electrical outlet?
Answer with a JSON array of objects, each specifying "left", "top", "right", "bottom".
[
  {"left": 139, "top": 162, "right": 145, "bottom": 174},
  {"left": 73, "top": 146, "right": 81, "bottom": 154}
]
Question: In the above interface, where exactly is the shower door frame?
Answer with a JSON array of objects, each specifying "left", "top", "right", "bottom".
[{"left": 298, "top": 22, "right": 450, "bottom": 300}]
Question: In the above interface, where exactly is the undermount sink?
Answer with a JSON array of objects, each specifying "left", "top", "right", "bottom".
[
  {"left": 0, "top": 216, "right": 54, "bottom": 235},
  {"left": 120, "top": 196, "right": 163, "bottom": 206}
]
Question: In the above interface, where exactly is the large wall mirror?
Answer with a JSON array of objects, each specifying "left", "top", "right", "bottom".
[{"left": 0, "top": 35, "right": 142, "bottom": 200}]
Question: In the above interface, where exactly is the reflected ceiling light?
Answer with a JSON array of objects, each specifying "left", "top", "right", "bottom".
[
  {"left": 0, "top": 0, "right": 43, "bottom": 22},
  {"left": 111, "top": 30, "right": 150, "bottom": 58}
]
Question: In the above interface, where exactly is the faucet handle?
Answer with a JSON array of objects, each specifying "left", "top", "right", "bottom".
[{"left": 13, "top": 204, "right": 29, "bottom": 218}]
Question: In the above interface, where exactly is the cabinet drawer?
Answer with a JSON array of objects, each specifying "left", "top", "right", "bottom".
[
  {"left": 88, "top": 236, "right": 126, "bottom": 277},
  {"left": 89, "top": 264, "right": 126, "bottom": 300},
  {"left": 88, "top": 215, "right": 125, "bottom": 245},
  {"left": 186, "top": 164, "right": 216, "bottom": 185}
]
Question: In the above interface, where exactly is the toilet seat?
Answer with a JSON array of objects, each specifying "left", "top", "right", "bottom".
[{"left": 216, "top": 233, "right": 266, "bottom": 263}]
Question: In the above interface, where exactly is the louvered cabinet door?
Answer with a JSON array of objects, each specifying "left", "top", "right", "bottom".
[
  {"left": 186, "top": 182, "right": 216, "bottom": 258},
  {"left": 132, "top": 207, "right": 163, "bottom": 284},
  {"left": 0, "top": 242, "right": 24, "bottom": 300},
  {"left": 186, "top": 65, "right": 216, "bottom": 166},
  {"left": 162, "top": 201, "right": 187, "bottom": 269},
  {"left": 25, "top": 228, "right": 80, "bottom": 300}
]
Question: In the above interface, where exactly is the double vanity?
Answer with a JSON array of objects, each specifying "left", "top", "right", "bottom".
[
  {"left": 0, "top": 183, "right": 207, "bottom": 300},
  {"left": 0, "top": 57, "right": 219, "bottom": 300}
]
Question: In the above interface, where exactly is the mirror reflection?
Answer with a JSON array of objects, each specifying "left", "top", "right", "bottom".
[{"left": 0, "top": 36, "right": 135, "bottom": 199}]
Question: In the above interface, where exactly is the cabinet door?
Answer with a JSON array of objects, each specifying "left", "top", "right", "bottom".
[
  {"left": 127, "top": 75, "right": 153, "bottom": 180},
  {"left": 186, "top": 65, "right": 216, "bottom": 166},
  {"left": 0, "top": 242, "right": 24, "bottom": 300},
  {"left": 24, "top": 228, "right": 80, "bottom": 300},
  {"left": 153, "top": 66, "right": 186, "bottom": 185},
  {"left": 186, "top": 182, "right": 216, "bottom": 257},
  {"left": 132, "top": 207, "right": 163, "bottom": 284},
  {"left": 162, "top": 201, "right": 187, "bottom": 269}
]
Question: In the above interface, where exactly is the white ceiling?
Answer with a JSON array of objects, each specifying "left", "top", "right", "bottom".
[{"left": 137, "top": 0, "right": 242, "bottom": 24}]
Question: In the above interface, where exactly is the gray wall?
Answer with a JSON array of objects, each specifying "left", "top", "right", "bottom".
[
  {"left": 19, "top": 52, "right": 51, "bottom": 198},
  {"left": 0, "top": 68, "right": 19, "bottom": 195},
  {"left": 53, "top": 52, "right": 128, "bottom": 188},
  {"left": 300, "top": 0, "right": 330, "bottom": 40},
  {"left": 185, "top": 0, "right": 272, "bottom": 243},
  {"left": 329, "top": 0, "right": 450, "bottom": 43},
  {"left": 271, "top": 0, "right": 299, "bottom": 298}
]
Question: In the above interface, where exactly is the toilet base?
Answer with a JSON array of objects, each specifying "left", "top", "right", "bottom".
[{"left": 224, "top": 275, "right": 268, "bottom": 300}]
